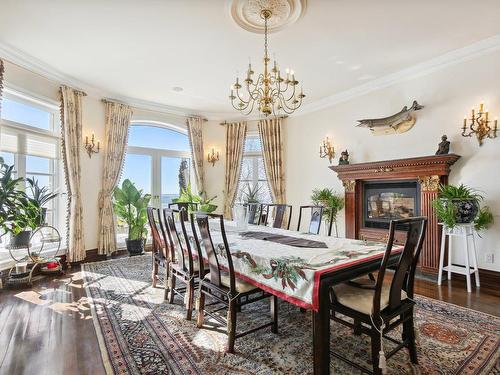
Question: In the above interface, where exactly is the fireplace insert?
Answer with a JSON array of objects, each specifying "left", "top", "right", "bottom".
[{"left": 363, "top": 180, "right": 420, "bottom": 229}]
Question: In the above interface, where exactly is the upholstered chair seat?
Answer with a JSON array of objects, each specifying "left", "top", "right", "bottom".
[
  {"left": 204, "top": 272, "right": 258, "bottom": 293},
  {"left": 332, "top": 283, "right": 408, "bottom": 315}
]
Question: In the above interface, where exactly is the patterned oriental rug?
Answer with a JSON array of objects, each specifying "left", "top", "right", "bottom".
[{"left": 82, "top": 256, "right": 500, "bottom": 375}]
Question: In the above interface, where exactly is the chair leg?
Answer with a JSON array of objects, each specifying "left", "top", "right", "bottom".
[
  {"left": 163, "top": 268, "right": 169, "bottom": 300},
  {"left": 271, "top": 295, "right": 278, "bottom": 334},
  {"left": 167, "top": 274, "right": 176, "bottom": 304},
  {"left": 226, "top": 300, "right": 237, "bottom": 353},
  {"left": 185, "top": 279, "right": 194, "bottom": 320},
  {"left": 353, "top": 319, "right": 362, "bottom": 335},
  {"left": 152, "top": 258, "right": 158, "bottom": 288},
  {"left": 196, "top": 291, "right": 205, "bottom": 328},
  {"left": 403, "top": 312, "right": 418, "bottom": 364},
  {"left": 370, "top": 329, "right": 382, "bottom": 375}
]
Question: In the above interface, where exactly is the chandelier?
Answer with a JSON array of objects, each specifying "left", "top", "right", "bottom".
[{"left": 229, "top": 8, "right": 305, "bottom": 117}]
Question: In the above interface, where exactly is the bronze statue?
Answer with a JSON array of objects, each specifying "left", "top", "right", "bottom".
[
  {"left": 339, "top": 150, "right": 349, "bottom": 165},
  {"left": 436, "top": 135, "right": 450, "bottom": 155}
]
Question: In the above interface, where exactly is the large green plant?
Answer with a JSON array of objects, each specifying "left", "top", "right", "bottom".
[
  {"left": 0, "top": 159, "right": 43, "bottom": 236},
  {"left": 173, "top": 184, "right": 217, "bottom": 213},
  {"left": 113, "top": 179, "right": 151, "bottom": 240},
  {"left": 432, "top": 184, "right": 494, "bottom": 231},
  {"left": 311, "top": 188, "right": 345, "bottom": 222},
  {"left": 26, "top": 177, "right": 58, "bottom": 207},
  {"left": 242, "top": 183, "right": 262, "bottom": 204}
]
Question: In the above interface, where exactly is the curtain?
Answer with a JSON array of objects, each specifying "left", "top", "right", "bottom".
[
  {"left": 97, "top": 100, "right": 132, "bottom": 256},
  {"left": 187, "top": 117, "right": 205, "bottom": 194},
  {"left": 223, "top": 121, "right": 247, "bottom": 218},
  {"left": 0, "top": 59, "right": 4, "bottom": 119},
  {"left": 60, "top": 85, "right": 86, "bottom": 262},
  {"left": 258, "top": 117, "right": 286, "bottom": 204}
]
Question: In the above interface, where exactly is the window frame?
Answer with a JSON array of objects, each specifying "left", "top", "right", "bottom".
[
  {"left": 0, "top": 87, "right": 64, "bottom": 244},
  {"left": 236, "top": 132, "right": 272, "bottom": 204}
]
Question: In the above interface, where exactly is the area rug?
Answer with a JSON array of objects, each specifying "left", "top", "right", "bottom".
[{"left": 82, "top": 255, "right": 500, "bottom": 374}]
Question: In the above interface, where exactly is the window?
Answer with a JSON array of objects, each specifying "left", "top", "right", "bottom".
[
  {"left": 0, "top": 89, "right": 63, "bottom": 257},
  {"left": 236, "top": 134, "right": 272, "bottom": 204},
  {"left": 120, "top": 123, "right": 192, "bottom": 208}
]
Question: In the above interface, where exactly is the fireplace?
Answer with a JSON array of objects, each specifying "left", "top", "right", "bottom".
[
  {"left": 363, "top": 180, "right": 420, "bottom": 229},
  {"left": 330, "top": 154, "right": 460, "bottom": 275}
]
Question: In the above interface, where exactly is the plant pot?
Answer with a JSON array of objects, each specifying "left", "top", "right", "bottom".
[
  {"left": 451, "top": 199, "right": 479, "bottom": 224},
  {"left": 126, "top": 238, "right": 145, "bottom": 256},
  {"left": 10, "top": 231, "right": 32, "bottom": 249}
]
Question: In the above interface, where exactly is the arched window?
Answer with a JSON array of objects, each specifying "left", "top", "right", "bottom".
[{"left": 120, "top": 123, "right": 192, "bottom": 208}]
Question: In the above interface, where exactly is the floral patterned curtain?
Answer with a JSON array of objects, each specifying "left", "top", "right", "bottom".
[
  {"left": 187, "top": 117, "right": 205, "bottom": 194},
  {"left": 223, "top": 121, "right": 247, "bottom": 218},
  {"left": 60, "top": 85, "right": 86, "bottom": 262},
  {"left": 258, "top": 117, "right": 286, "bottom": 204},
  {"left": 97, "top": 100, "right": 132, "bottom": 256}
]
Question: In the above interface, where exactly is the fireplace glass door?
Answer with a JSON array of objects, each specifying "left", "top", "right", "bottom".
[{"left": 363, "top": 180, "right": 420, "bottom": 229}]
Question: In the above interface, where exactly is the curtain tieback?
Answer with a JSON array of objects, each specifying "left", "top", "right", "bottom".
[{"left": 98, "top": 190, "right": 112, "bottom": 209}]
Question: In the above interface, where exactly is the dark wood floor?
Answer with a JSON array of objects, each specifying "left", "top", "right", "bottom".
[{"left": 0, "top": 267, "right": 498, "bottom": 375}]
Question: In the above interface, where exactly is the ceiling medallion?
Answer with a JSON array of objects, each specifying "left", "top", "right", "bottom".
[
  {"left": 228, "top": 0, "right": 306, "bottom": 34},
  {"left": 229, "top": 4, "right": 305, "bottom": 117}
]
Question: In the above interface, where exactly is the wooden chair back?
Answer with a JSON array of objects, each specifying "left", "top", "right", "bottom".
[
  {"left": 162, "top": 208, "right": 192, "bottom": 273},
  {"left": 168, "top": 202, "right": 198, "bottom": 221},
  {"left": 147, "top": 207, "right": 167, "bottom": 260},
  {"left": 259, "top": 204, "right": 292, "bottom": 230},
  {"left": 191, "top": 213, "right": 236, "bottom": 294},
  {"left": 373, "top": 217, "right": 427, "bottom": 315},
  {"left": 297, "top": 205, "right": 324, "bottom": 234}
]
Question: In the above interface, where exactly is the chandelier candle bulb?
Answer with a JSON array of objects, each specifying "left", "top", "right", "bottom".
[{"left": 480, "top": 102, "right": 484, "bottom": 112}]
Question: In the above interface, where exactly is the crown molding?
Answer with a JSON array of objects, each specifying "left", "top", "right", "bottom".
[
  {"left": 296, "top": 34, "right": 500, "bottom": 116},
  {"left": 2, "top": 35, "right": 500, "bottom": 121}
]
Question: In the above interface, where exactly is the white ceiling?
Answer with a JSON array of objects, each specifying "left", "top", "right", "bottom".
[{"left": 1, "top": 0, "right": 500, "bottom": 117}]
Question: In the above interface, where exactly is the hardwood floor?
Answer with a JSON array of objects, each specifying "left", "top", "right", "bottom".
[{"left": 0, "top": 266, "right": 498, "bottom": 375}]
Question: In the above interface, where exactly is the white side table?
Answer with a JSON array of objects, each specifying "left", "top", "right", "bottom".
[{"left": 437, "top": 223, "right": 480, "bottom": 292}]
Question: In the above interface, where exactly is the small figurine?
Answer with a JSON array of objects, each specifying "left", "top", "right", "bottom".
[
  {"left": 338, "top": 150, "right": 350, "bottom": 165},
  {"left": 436, "top": 135, "right": 450, "bottom": 155}
]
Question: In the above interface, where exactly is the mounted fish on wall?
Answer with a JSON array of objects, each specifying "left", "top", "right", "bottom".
[{"left": 357, "top": 100, "right": 424, "bottom": 135}]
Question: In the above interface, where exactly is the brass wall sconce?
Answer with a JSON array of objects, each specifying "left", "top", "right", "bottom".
[
  {"left": 84, "top": 133, "right": 100, "bottom": 158},
  {"left": 319, "top": 136, "right": 335, "bottom": 163},
  {"left": 462, "top": 102, "right": 497, "bottom": 146},
  {"left": 207, "top": 148, "right": 220, "bottom": 166}
]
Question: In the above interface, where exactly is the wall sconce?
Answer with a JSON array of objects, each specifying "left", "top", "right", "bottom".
[
  {"left": 84, "top": 133, "right": 100, "bottom": 158},
  {"left": 207, "top": 148, "right": 220, "bottom": 166},
  {"left": 462, "top": 102, "right": 497, "bottom": 146},
  {"left": 319, "top": 136, "right": 335, "bottom": 163}
]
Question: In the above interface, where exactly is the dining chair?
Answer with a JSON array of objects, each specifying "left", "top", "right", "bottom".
[
  {"left": 329, "top": 216, "right": 427, "bottom": 375},
  {"left": 327, "top": 208, "right": 339, "bottom": 237},
  {"left": 162, "top": 208, "right": 201, "bottom": 320},
  {"left": 258, "top": 203, "right": 292, "bottom": 230},
  {"left": 147, "top": 207, "right": 168, "bottom": 293},
  {"left": 168, "top": 202, "right": 198, "bottom": 221},
  {"left": 296, "top": 205, "right": 324, "bottom": 234},
  {"left": 191, "top": 212, "right": 279, "bottom": 353}
]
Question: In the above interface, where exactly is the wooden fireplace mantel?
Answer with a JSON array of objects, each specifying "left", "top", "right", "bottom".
[{"left": 330, "top": 154, "right": 460, "bottom": 275}]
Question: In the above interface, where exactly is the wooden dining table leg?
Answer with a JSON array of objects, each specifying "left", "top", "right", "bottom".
[{"left": 313, "top": 278, "right": 331, "bottom": 375}]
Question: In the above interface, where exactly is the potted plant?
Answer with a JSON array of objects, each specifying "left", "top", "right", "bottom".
[
  {"left": 8, "top": 194, "right": 43, "bottom": 248},
  {"left": 173, "top": 184, "right": 218, "bottom": 213},
  {"left": 311, "top": 188, "right": 345, "bottom": 223},
  {"left": 113, "top": 179, "right": 151, "bottom": 255},
  {"left": 0, "top": 159, "right": 43, "bottom": 248},
  {"left": 26, "top": 177, "right": 58, "bottom": 224},
  {"left": 0, "top": 160, "right": 22, "bottom": 240},
  {"left": 432, "top": 184, "right": 494, "bottom": 230}
]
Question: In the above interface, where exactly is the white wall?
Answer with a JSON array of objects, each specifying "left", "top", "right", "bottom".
[
  {"left": 2, "top": 61, "right": 190, "bottom": 252},
  {"left": 284, "top": 50, "right": 500, "bottom": 272}
]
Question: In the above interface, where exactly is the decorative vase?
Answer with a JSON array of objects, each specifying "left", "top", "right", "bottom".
[
  {"left": 10, "top": 230, "right": 32, "bottom": 249},
  {"left": 126, "top": 238, "right": 145, "bottom": 256},
  {"left": 451, "top": 199, "right": 479, "bottom": 224}
]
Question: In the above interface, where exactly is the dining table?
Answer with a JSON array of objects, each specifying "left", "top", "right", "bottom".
[{"left": 192, "top": 220, "right": 403, "bottom": 375}]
